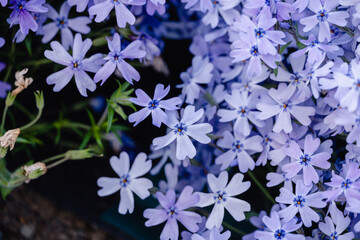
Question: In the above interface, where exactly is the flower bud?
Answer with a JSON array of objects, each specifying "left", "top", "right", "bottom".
[
  {"left": 22, "top": 162, "right": 47, "bottom": 183},
  {"left": 12, "top": 68, "right": 33, "bottom": 96},
  {"left": 0, "top": 128, "right": 20, "bottom": 151}
]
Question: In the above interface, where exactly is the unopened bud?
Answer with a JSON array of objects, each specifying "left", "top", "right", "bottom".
[
  {"left": 22, "top": 162, "right": 47, "bottom": 183},
  {"left": 0, "top": 128, "right": 20, "bottom": 151},
  {"left": 12, "top": 68, "right": 33, "bottom": 96}
]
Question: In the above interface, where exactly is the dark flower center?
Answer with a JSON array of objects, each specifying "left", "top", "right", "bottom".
[
  {"left": 119, "top": 174, "right": 130, "bottom": 187},
  {"left": 341, "top": 179, "right": 352, "bottom": 189},
  {"left": 254, "top": 28, "right": 266, "bottom": 39},
  {"left": 148, "top": 99, "right": 159, "bottom": 110},
  {"left": 293, "top": 195, "right": 306, "bottom": 208},
  {"left": 214, "top": 190, "right": 226, "bottom": 204},
  {"left": 250, "top": 45, "right": 259, "bottom": 56},
  {"left": 317, "top": 9, "right": 328, "bottom": 22},
  {"left": 274, "top": 229, "right": 286, "bottom": 240},
  {"left": 300, "top": 154, "right": 311, "bottom": 166},
  {"left": 167, "top": 207, "right": 177, "bottom": 217},
  {"left": 232, "top": 140, "right": 243, "bottom": 153},
  {"left": 174, "top": 123, "right": 187, "bottom": 135}
]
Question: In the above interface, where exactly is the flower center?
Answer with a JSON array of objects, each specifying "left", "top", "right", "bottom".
[
  {"left": 148, "top": 99, "right": 159, "bottom": 110},
  {"left": 72, "top": 60, "right": 80, "bottom": 69},
  {"left": 174, "top": 123, "right": 187, "bottom": 135},
  {"left": 56, "top": 17, "right": 67, "bottom": 28},
  {"left": 250, "top": 45, "right": 260, "bottom": 56},
  {"left": 167, "top": 207, "right": 177, "bottom": 217},
  {"left": 254, "top": 28, "right": 266, "bottom": 39},
  {"left": 238, "top": 106, "right": 248, "bottom": 116},
  {"left": 232, "top": 140, "right": 243, "bottom": 153},
  {"left": 119, "top": 174, "right": 130, "bottom": 187},
  {"left": 300, "top": 154, "right": 311, "bottom": 166},
  {"left": 214, "top": 191, "right": 226, "bottom": 204},
  {"left": 293, "top": 195, "right": 306, "bottom": 208},
  {"left": 330, "top": 232, "right": 338, "bottom": 240},
  {"left": 317, "top": 9, "right": 328, "bottom": 22},
  {"left": 309, "top": 40, "right": 319, "bottom": 48},
  {"left": 274, "top": 229, "right": 286, "bottom": 240},
  {"left": 341, "top": 179, "right": 352, "bottom": 189}
]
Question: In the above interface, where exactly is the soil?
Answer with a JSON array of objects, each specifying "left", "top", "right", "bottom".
[{"left": 0, "top": 186, "right": 121, "bottom": 240}]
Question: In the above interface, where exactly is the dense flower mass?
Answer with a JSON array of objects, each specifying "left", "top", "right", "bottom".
[{"left": 2, "top": 0, "right": 360, "bottom": 239}]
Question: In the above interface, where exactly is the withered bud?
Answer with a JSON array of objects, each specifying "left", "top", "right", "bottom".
[
  {"left": 0, "top": 128, "right": 20, "bottom": 151},
  {"left": 152, "top": 56, "right": 170, "bottom": 76},
  {"left": 12, "top": 68, "right": 33, "bottom": 96},
  {"left": 22, "top": 162, "right": 47, "bottom": 183}
]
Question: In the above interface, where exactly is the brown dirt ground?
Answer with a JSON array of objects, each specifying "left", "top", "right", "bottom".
[{"left": 0, "top": 186, "right": 121, "bottom": 240}]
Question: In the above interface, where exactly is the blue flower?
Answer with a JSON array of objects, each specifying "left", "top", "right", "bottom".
[
  {"left": 44, "top": 33, "right": 104, "bottom": 97},
  {"left": 129, "top": 84, "right": 182, "bottom": 127},
  {"left": 94, "top": 33, "right": 146, "bottom": 85}
]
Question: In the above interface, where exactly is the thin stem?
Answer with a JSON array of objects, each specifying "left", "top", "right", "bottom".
[
  {"left": 97, "top": 107, "right": 108, "bottom": 126},
  {"left": 3, "top": 65, "right": 13, "bottom": 83},
  {"left": 42, "top": 153, "right": 66, "bottom": 163},
  {"left": 247, "top": 171, "right": 276, "bottom": 204},
  {"left": 20, "top": 108, "right": 43, "bottom": 131},
  {"left": 47, "top": 157, "right": 69, "bottom": 169},
  {"left": 0, "top": 105, "right": 9, "bottom": 134}
]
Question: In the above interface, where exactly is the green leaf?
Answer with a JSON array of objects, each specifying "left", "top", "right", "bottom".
[
  {"left": 107, "top": 106, "right": 115, "bottom": 133},
  {"left": 79, "top": 131, "right": 92, "bottom": 150},
  {"left": 279, "top": 40, "right": 292, "bottom": 54},
  {"left": 25, "top": 38, "right": 32, "bottom": 56}
]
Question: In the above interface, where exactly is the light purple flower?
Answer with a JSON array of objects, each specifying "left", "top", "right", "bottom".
[
  {"left": 291, "top": 34, "right": 339, "bottom": 64},
  {"left": 230, "top": 32, "right": 281, "bottom": 77},
  {"left": 282, "top": 134, "right": 331, "bottom": 186},
  {"left": 323, "top": 161, "right": 360, "bottom": 201},
  {"left": 152, "top": 105, "right": 213, "bottom": 160},
  {"left": 89, "top": 0, "right": 145, "bottom": 28},
  {"left": 254, "top": 211, "right": 304, "bottom": 240},
  {"left": 234, "top": 14, "right": 286, "bottom": 55},
  {"left": 0, "top": 37, "right": 4, "bottom": 47},
  {"left": 1, "top": 0, "right": 7, "bottom": 7},
  {"left": 143, "top": 186, "right": 202, "bottom": 240},
  {"left": 94, "top": 33, "right": 146, "bottom": 85},
  {"left": 42, "top": 2, "right": 92, "bottom": 50},
  {"left": 45, "top": 33, "right": 103, "bottom": 97},
  {"left": 177, "top": 56, "right": 214, "bottom": 104},
  {"left": 319, "top": 204, "right": 354, "bottom": 240},
  {"left": 299, "top": 0, "right": 349, "bottom": 42},
  {"left": 0, "top": 81, "right": 11, "bottom": 98},
  {"left": 215, "top": 130, "right": 263, "bottom": 172},
  {"left": 67, "top": 0, "right": 89, "bottom": 12},
  {"left": 217, "top": 90, "right": 264, "bottom": 137},
  {"left": 201, "top": 0, "right": 240, "bottom": 28},
  {"left": 97, "top": 151, "right": 153, "bottom": 214},
  {"left": 191, "top": 227, "right": 231, "bottom": 240},
  {"left": 128, "top": 84, "right": 182, "bottom": 127},
  {"left": 245, "top": 0, "right": 295, "bottom": 21},
  {"left": 257, "top": 83, "right": 315, "bottom": 133},
  {"left": 196, "top": 171, "right": 251, "bottom": 229},
  {"left": 346, "top": 198, "right": 360, "bottom": 232},
  {"left": 9, "top": 0, "right": 48, "bottom": 35},
  {"left": 276, "top": 180, "right": 326, "bottom": 227}
]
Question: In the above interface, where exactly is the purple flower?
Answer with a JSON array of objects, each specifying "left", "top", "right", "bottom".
[
  {"left": 215, "top": 130, "right": 263, "bottom": 172},
  {"left": 196, "top": 171, "right": 251, "bottom": 229},
  {"left": 319, "top": 204, "right": 354, "bottom": 240},
  {"left": 282, "top": 134, "right": 331, "bottom": 186},
  {"left": 276, "top": 180, "right": 326, "bottom": 227},
  {"left": 143, "top": 186, "right": 202, "bottom": 240},
  {"left": 257, "top": 83, "right": 315, "bottom": 133},
  {"left": 1, "top": 0, "right": 7, "bottom": 6},
  {"left": 9, "top": 0, "right": 48, "bottom": 35},
  {"left": 177, "top": 56, "right": 214, "bottom": 104},
  {"left": 94, "top": 33, "right": 146, "bottom": 85},
  {"left": 191, "top": 227, "right": 231, "bottom": 240},
  {"left": 89, "top": 0, "right": 145, "bottom": 28},
  {"left": 0, "top": 37, "right": 4, "bottom": 47},
  {"left": 0, "top": 81, "right": 11, "bottom": 98},
  {"left": 230, "top": 32, "right": 281, "bottom": 77},
  {"left": 128, "top": 84, "right": 182, "bottom": 127},
  {"left": 234, "top": 14, "right": 286, "bottom": 55},
  {"left": 291, "top": 34, "right": 339, "bottom": 64},
  {"left": 42, "top": 2, "right": 92, "bottom": 50},
  {"left": 254, "top": 211, "right": 304, "bottom": 240},
  {"left": 67, "top": 0, "right": 89, "bottom": 12},
  {"left": 201, "top": 0, "right": 240, "bottom": 28},
  {"left": 97, "top": 152, "right": 153, "bottom": 214},
  {"left": 245, "top": 0, "right": 295, "bottom": 21},
  {"left": 217, "top": 90, "right": 264, "bottom": 137},
  {"left": 45, "top": 33, "right": 103, "bottom": 97},
  {"left": 152, "top": 105, "right": 213, "bottom": 160},
  {"left": 299, "top": 0, "right": 349, "bottom": 42},
  {"left": 323, "top": 161, "right": 360, "bottom": 201}
]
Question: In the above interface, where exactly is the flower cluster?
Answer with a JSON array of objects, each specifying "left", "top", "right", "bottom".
[{"left": 2, "top": 0, "right": 360, "bottom": 239}]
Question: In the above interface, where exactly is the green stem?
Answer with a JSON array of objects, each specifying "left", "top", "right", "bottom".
[
  {"left": 19, "top": 58, "right": 52, "bottom": 67},
  {"left": 42, "top": 153, "right": 67, "bottom": 163},
  {"left": 20, "top": 108, "right": 43, "bottom": 131},
  {"left": 3, "top": 65, "right": 13, "bottom": 83},
  {"left": 0, "top": 105, "right": 9, "bottom": 134},
  {"left": 47, "top": 157, "right": 69, "bottom": 169},
  {"left": 247, "top": 171, "right": 276, "bottom": 204}
]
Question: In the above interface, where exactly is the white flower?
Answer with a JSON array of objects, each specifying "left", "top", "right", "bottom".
[{"left": 97, "top": 151, "right": 153, "bottom": 214}]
